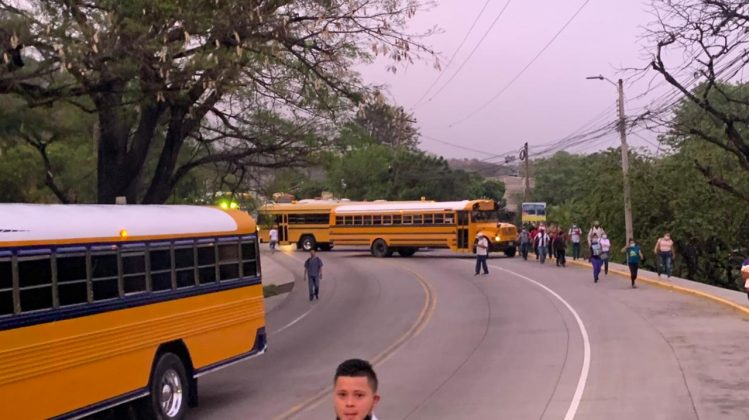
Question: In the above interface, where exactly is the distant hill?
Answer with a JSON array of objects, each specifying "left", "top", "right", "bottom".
[{"left": 447, "top": 158, "right": 519, "bottom": 178}]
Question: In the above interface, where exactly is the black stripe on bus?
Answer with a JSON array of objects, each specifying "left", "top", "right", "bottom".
[
  {"left": 0, "top": 276, "right": 261, "bottom": 331},
  {"left": 330, "top": 232, "right": 455, "bottom": 236}
]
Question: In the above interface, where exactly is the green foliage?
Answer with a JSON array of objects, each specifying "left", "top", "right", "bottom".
[{"left": 532, "top": 83, "right": 749, "bottom": 290}]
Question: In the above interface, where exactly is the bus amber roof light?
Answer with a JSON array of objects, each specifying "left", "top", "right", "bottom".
[{"left": 119, "top": 229, "right": 129, "bottom": 238}]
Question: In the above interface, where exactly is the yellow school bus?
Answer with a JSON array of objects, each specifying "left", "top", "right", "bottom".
[
  {"left": 0, "top": 204, "right": 266, "bottom": 419},
  {"left": 258, "top": 199, "right": 354, "bottom": 251},
  {"left": 329, "top": 199, "right": 519, "bottom": 257}
]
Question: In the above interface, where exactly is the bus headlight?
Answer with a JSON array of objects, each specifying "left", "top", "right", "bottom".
[{"left": 495, "top": 235, "right": 500, "bottom": 241}]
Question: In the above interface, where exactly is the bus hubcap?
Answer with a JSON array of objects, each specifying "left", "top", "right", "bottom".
[{"left": 160, "top": 369, "right": 183, "bottom": 416}]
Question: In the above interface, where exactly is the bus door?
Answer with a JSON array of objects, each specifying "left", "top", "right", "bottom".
[
  {"left": 276, "top": 214, "right": 289, "bottom": 242},
  {"left": 456, "top": 211, "right": 470, "bottom": 249}
]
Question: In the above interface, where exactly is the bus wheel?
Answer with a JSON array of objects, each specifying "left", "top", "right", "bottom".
[
  {"left": 371, "top": 239, "right": 389, "bottom": 258},
  {"left": 300, "top": 235, "right": 317, "bottom": 252},
  {"left": 398, "top": 247, "right": 417, "bottom": 257},
  {"left": 142, "top": 353, "right": 188, "bottom": 420},
  {"left": 504, "top": 248, "right": 517, "bottom": 257}
]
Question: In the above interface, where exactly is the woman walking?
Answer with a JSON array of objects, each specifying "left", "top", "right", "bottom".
[{"left": 622, "top": 238, "right": 644, "bottom": 288}]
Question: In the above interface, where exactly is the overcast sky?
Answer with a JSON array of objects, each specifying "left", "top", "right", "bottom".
[{"left": 359, "top": 0, "right": 668, "bottom": 161}]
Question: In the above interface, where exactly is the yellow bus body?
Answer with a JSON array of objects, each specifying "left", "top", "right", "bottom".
[
  {"left": 0, "top": 205, "right": 266, "bottom": 418},
  {"left": 258, "top": 200, "right": 355, "bottom": 251},
  {"left": 329, "top": 200, "right": 519, "bottom": 256}
]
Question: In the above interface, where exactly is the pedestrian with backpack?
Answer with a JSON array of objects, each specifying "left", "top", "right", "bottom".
[
  {"left": 622, "top": 238, "right": 644, "bottom": 288},
  {"left": 569, "top": 224, "right": 582, "bottom": 260},
  {"left": 554, "top": 230, "right": 567, "bottom": 267},
  {"left": 535, "top": 227, "right": 550, "bottom": 264},
  {"left": 590, "top": 233, "right": 603, "bottom": 283},
  {"left": 599, "top": 234, "right": 611, "bottom": 275},
  {"left": 519, "top": 227, "right": 531, "bottom": 261}
]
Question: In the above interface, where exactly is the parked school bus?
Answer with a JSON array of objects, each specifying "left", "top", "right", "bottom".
[
  {"left": 257, "top": 199, "right": 353, "bottom": 251},
  {"left": 0, "top": 205, "right": 266, "bottom": 419},
  {"left": 329, "top": 199, "right": 519, "bottom": 257}
]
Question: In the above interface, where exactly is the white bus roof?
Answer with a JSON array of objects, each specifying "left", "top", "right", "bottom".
[
  {"left": 334, "top": 201, "right": 474, "bottom": 213},
  {"left": 0, "top": 204, "right": 252, "bottom": 245}
]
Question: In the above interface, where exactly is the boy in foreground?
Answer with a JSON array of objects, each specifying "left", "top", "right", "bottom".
[{"left": 334, "top": 359, "right": 380, "bottom": 420}]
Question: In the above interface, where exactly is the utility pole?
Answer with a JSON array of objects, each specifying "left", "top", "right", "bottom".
[
  {"left": 617, "top": 78, "right": 634, "bottom": 243},
  {"left": 521, "top": 142, "right": 530, "bottom": 202},
  {"left": 587, "top": 75, "right": 634, "bottom": 243}
]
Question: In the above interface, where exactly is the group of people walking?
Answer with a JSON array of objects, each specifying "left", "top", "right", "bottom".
[{"left": 518, "top": 220, "right": 676, "bottom": 288}]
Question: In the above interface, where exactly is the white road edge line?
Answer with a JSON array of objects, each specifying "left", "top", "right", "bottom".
[
  {"left": 491, "top": 264, "right": 591, "bottom": 420},
  {"left": 273, "top": 307, "right": 314, "bottom": 335}
]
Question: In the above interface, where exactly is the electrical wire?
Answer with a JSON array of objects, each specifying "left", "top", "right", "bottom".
[
  {"left": 447, "top": 0, "right": 594, "bottom": 127},
  {"left": 411, "top": 0, "right": 495, "bottom": 108},
  {"left": 419, "top": 0, "right": 514, "bottom": 105}
]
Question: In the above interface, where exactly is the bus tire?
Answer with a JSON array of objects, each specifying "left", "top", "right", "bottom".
[
  {"left": 504, "top": 247, "right": 517, "bottom": 257},
  {"left": 300, "top": 235, "right": 317, "bottom": 252},
  {"left": 141, "top": 352, "right": 189, "bottom": 420},
  {"left": 398, "top": 247, "right": 417, "bottom": 257},
  {"left": 371, "top": 239, "right": 389, "bottom": 258}
]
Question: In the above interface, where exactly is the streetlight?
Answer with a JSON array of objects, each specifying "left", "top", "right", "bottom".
[{"left": 586, "top": 74, "right": 634, "bottom": 244}]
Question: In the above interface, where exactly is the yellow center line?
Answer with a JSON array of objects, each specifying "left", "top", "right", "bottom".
[{"left": 272, "top": 265, "right": 437, "bottom": 420}]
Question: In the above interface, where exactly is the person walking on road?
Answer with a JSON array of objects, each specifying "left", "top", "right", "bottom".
[
  {"left": 569, "top": 224, "right": 583, "bottom": 260},
  {"left": 590, "top": 233, "right": 603, "bottom": 283},
  {"left": 519, "top": 227, "right": 531, "bottom": 261},
  {"left": 535, "top": 227, "right": 550, "bottom": 264},
  {"left": 475, "top": 234, "right": 489, "bottom": 275},
  {"left": 654, "top": 232, "right": 675, "bottom": 278},
  {"left": 304, "top": 249, "right": 323, "bottom": 301},
  {"left": 269, "top": 225, "right": 279, "bottom": 253},
  {"left": 622, "top": 238, "right": 644, "bottom": 288},
  {"left": 333, "top": 359, "right": 381, "bottom": 420},
  {"left": 554, "top": 230, "right": 567, "bottom": 267},
  {"left": 600, "top": 233, "right": 611, "bottom": 275},
  {"left": 530, "top": 224, "right": 539, "bottom": 260}
]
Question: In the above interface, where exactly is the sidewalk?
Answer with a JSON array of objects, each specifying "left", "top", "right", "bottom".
[
  {"left": 566, "top": 257, "right": 749, "bottom": 315},
  {"left": 261, "top": 250, "right": 297, "bottom": 312}
]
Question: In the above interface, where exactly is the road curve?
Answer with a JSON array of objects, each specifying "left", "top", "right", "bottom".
[{"left": 192, "top": 249, "right": 749, "bottom": 420}]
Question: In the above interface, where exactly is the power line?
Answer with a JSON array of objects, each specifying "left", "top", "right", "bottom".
[
  {"left": 419, "top": 0, "right": 514, "bottom": 105},
  {"left": 420, "top": 133, "right": 513, "bottom": 157},
  {"left": 447, "top": 0, "right": 594, "bottom": 127},
  {"left": 411, "top": 0, "right": 495, "bottom": 109}
]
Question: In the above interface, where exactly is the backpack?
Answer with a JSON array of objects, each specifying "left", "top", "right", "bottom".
[{"left": 591, "top": 242, "right": 602, "bottom": 257}]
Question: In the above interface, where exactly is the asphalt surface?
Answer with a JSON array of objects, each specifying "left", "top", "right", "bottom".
[{"left": 192, "top": 248, "right": 749, "bottom": 420}]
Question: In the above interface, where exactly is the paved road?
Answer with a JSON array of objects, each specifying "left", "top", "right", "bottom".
[{"left": 192, "top": 249, "right": 749, "bottom": 419}]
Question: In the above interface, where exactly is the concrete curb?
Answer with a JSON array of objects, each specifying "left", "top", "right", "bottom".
[
  {"left": 565, "top": 258, "right": 749, "bottom": 317},
  {"left": 261, "top": 249, "right": 298, "bottom": 312}
]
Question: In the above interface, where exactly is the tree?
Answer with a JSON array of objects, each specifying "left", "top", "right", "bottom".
[
  {"left": 0, "top": 0, "right": 434, "bottom": 203},
  {"left": 644, "top": 0, "right": 749, "bottom": 203},
  {"left": 353, "top": 101, "right": 420, "bottom": 150},
  {"left": 467, "top": 178, "right": 506, "bottom": 205}
]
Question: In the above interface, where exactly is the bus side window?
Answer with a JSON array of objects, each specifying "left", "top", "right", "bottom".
[
  {"left": 57, "top": 254, "right": 88, "bottom": 306},
  {"left": 174, "top": 246, "right": 196, "bottom": 288},
  {"left": 241, "top": 239, "right": 258, "bottom": 277},
  {"left": 373, "top": 215, "right": 382, "bottom": 225},
  {"left": 393, "top": 215, "right": 402, "bottom": 224},
  {"left": 91, "top": 253, "right": 119, "bottom": 300},
  {"left": 149, "top": 248, "right": 173, "bottom": 291},
  {"left": 122, "top": 252, "right": 147, "bottom": 295},
  {"left": 434, "top": 214, "right": 444, "bottom": 224},
  {"left": 197, "top": 244, "right": 217, "bottom": 284},
  {"left": 18, "top": 256, "right": 53, "bottom": 312},
  {"left": 336, "top": 216, "right": 344, "bottom": 225},
  {"left": 218, "top": 242, "right": 240, "bottom": 281},
  {"left": 0, "top": 259, "right": 12, "bottom": 315}
]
